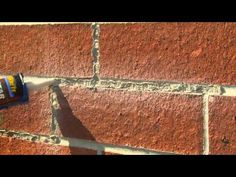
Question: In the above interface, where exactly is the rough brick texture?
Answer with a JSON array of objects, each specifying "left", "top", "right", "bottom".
[
  {"left": 0, "top": 89, "right": 52, "bottom": 135},
  {"left": 0, "top": 136, "right": 96, "bottom": 155},
  {"left": 209, "top": 96, "right": 236, "bottom": 154},
  {"left": 0, "top": 24, "right": 93, "bottom": 77},
  {"left": 0, "top": 23, "right": 235, "bottom": 155},
  {"left": 100, "top": 23, "right": 236, "bottom": 85},
  {"left": 55, "top": 87, "right": 203, "bottom": 154}
]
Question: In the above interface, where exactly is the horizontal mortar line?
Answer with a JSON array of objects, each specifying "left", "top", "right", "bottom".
[
  {"left": 60, "top": 137, "right": 177, "bottom": 155},
  {"left": 97, "top": 78, "right": 235, "bottom": 96},
  {"left": 0, "top": 129, "right": 177, "bottom": 155},
  {"left": 97, "top": 22, "right": 170, "bottom": 24},
  {"left": 0, "top": 22, "right": 93, "bottom": 26},
  {"left": 216, "top": 86, "right": 236, "bottom": 97},
  {"left": 0, "top": 74, "right": 93, "bottom": 80},
  {"left": 97, "top": 22, "right": 139, "bottom": 24},
  {"left": 98, "top": 81, "right": 203, "bottom": 95},
  {"left": 0, "top": 22, "right": 161, "bottom": 26},
  {"left": 23, "top": 76, "right": 203, "bottom": 95},
  {"left": 22, "top": 76, "right": 236, "bottom": 96},
  {"left": 23, "top": 76, "right": 93, "bottom": 83},
  {"left": 100, "top": 77, "right": 236, "bottom": 88}
]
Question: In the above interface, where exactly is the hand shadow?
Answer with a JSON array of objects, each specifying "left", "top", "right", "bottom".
[{"left": 52, "top": 86, "right": 97, "bottom": 155}]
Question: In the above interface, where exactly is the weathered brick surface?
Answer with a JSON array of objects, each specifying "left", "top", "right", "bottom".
[
  {"left": 0, "top": 89, "right": 52, "bottom": 135},
  {"left": 0, "top": 136, "right": 96, "bottom": 155},
  {"left": 0, "top": 24, "right": 93, "bottom": 77},
  {"left": 0, "top": 23, "right": 235, "bottom": 155},
  {"left": 47, "top": 25, "right": 92, "bottom": 77},
  {"left": 100, "top": 23, "right": 236, "bottom": 85},
  {"left": 54, "top": 87, "right": 203, "bottom": 154},
  {"left": 209, "top": 96, "right": 236, "bottom": 154}
]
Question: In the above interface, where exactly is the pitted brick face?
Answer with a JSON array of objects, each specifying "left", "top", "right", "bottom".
[
  {"left": 0, "top": 88, "right": 52, "bottom": 135},
  {"left": 57, "top": 87, "right": 203, "bottom": 154},
  {"left": 0, "top": 24, "right": 93, "bottom": 77},
  {"left": 100, "top": 23, "right": 236, "bottom": 85},
  {"left": 209, "top": 96, "right": 236, "bottom": 154},
  {"left": 0, "top": 23, "right": 235, "bottom": 155}
]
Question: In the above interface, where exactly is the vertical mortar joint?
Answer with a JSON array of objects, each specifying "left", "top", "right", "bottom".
[
  {"left": 49, "top": 85, "right": 60, "bottom": 135},
  {"left": 91, "top": 22, "right": 100, "bottom": 88},
  {"left": 203, "top": 93, "right": 210, "bottom": 155}
]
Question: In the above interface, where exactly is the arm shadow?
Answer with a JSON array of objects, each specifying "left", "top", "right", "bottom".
[{"left": 52, "top": 86, "right": 99, "bottom": 155}]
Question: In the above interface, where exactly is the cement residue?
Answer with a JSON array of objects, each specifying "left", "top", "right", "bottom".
[
  {"left": 91, "top": 23, "right": 100, "bottom": 85},
  {"left": 22, "top": 76, "right": 236, "bottom": 96}
]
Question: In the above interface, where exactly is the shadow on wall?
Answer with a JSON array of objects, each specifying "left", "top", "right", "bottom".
[{"left": 52, "top": 86, "right": 98, "bottom": 155}]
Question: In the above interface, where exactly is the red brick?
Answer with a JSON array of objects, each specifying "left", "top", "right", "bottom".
[
  {"left": 47, "top": 25, "right": 92, "bottom": 77},
  {"left": 54, "top": 87, "right": 203, "bottom": 154},
  {"left": 0, "top": 136, "right": 96, "bottom": 155},
  {"left": 209, "top": 96, "right": 236, "bottom": 154},
  {"left": 0, "top": 24, "right": 92, "bottom": 77},
  {"left": 0, "top": 88, "right": 52, "bottom": 135},
  {"left": 100, "top": 23, "right": 236, "bottom": 85}
]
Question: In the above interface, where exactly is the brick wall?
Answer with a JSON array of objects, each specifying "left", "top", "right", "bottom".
[{"left": 0, "top": 22, "right": 235, "bottom": 155}]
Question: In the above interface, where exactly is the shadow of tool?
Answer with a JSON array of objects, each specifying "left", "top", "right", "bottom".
[{"left": 52, "top": 86, "right": 97, "bottom": 155}]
